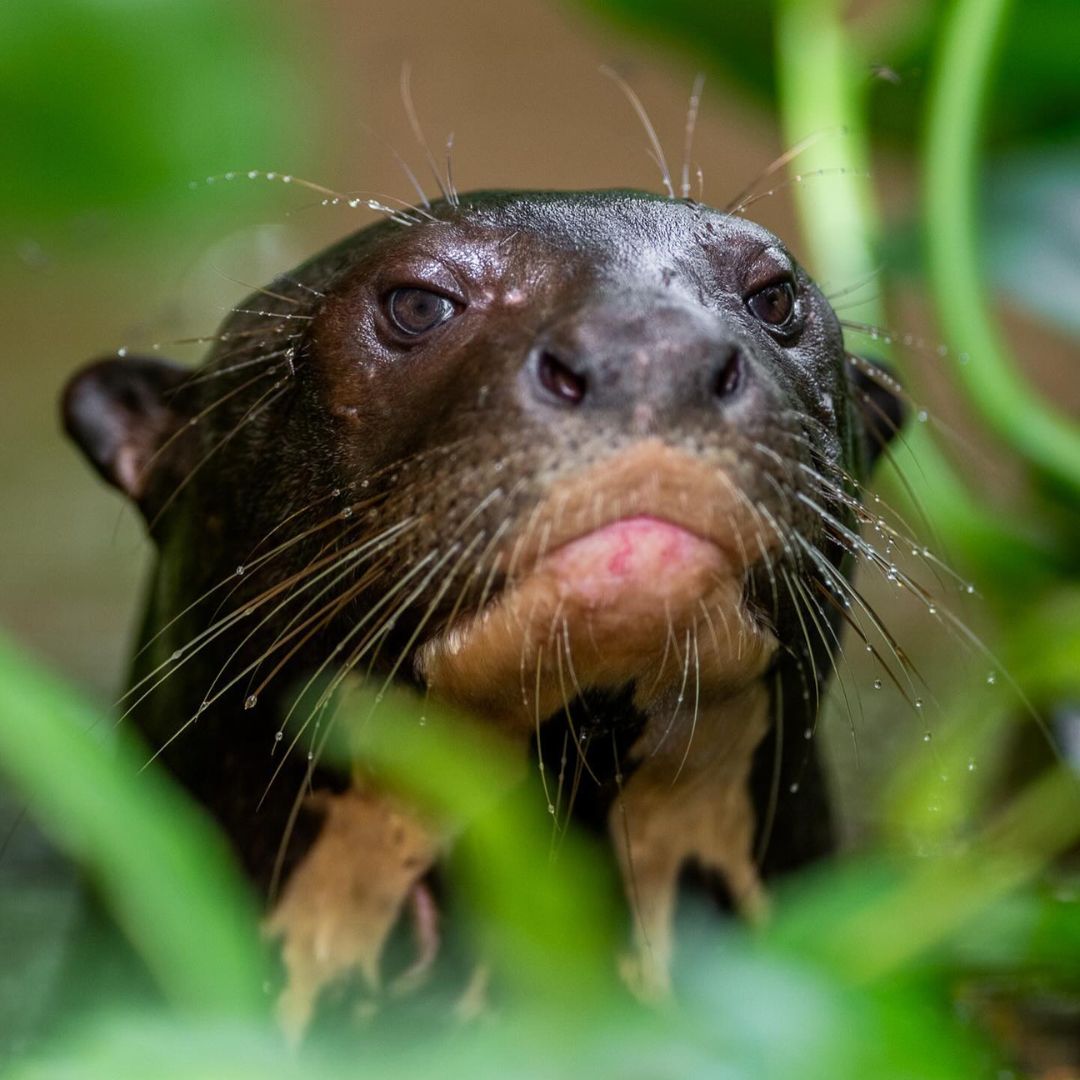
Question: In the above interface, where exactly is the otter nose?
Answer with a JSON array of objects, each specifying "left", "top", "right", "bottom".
[{"left": 524, "top": 302, "right": 746, "bottom": 414}]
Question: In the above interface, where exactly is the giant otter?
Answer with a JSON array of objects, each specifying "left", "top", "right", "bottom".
[{"left": 63, "top": 189, "right": 901, "bottom": 1024}]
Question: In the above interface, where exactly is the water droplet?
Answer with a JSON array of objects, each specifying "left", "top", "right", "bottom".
[
  {"left": 865, "top": 643, "right": 873, "bottom": 653},
  {"left": 789, "top": 782, "right": 799, "bottom": 793},
  {"left": 274, "top": 730, "right": 283, "bottom": 742},
  {"left": 803, "top": 727, "right": 813, "bottom": 740},
  {"left": 873, "top": 678, "right": 883, "bottom": 690},
  {"left": 914, "top": 698, "right": 924, "bottom": 710},
  {"left": 676, "top": 694, "right": 684, "bottom": 704},
  {"left": 922, "top": 730, "right": 932, "bottom": 742},
  {"left": 340, "top": 507, "right": 354, "bottom": 519},
  {"left": 117, "top": 346, "right": 128, "bottom": 358},
  {"left": 927, "top": 604, "right": 936, "bottom": 615},
  {"left": 235, "top": 565, "right": 245, "bottom": 576},
  {"left": 360, "top": 479, "right": 370, "bottom": 488},
  {"left": 986, "top": 671, "right": 997, "bottom": 685},
  {"left": 967, "top": 758, "right": 977, "bottom": 772},
  {"left": 307, "top": 751, "right": 313, "bottom": 761},
  {"left": 958, "top": 352, "right": 970, "bottom": 365},
  {"left": 244, "top": 695, "right": 257, "bottom": 710},
  {"left": 331, "top": 487, "right": 341, "bottom": 498},
  {"left": 418, "top": 715, "right": 427, "bottom": 727},
  {"left": 965, "top": 583, "right": 975, "bottom": 595},
  {"left": 374, "top": 692, "right": 384, "bottom": 703},
  {"left": 547, "top": 803, "right": 555, "bottom": 815},
  {"left": 170, "top": 649, "right": 182, "bottom": 661},
  {"left": 248, "top": 170, "right": 259, "bottom": 179},
  {"left": 266, "top": 171, "right": 277, "bottom": 180}
]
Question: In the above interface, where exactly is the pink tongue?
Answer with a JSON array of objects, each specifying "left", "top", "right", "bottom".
[{"left": 543, "top": 515, "right": 723, "bottom": 607}]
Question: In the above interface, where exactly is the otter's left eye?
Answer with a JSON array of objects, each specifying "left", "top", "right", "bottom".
[
  {"left": 746, "top": 280, "right": 796, "bottom": 328},
  {"left": 386, "top": 287, "right": 457, "bottom": 336}
]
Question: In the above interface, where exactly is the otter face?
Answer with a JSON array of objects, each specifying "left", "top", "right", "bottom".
[
  {"left": 64, "top": 191, "right": 900, "bottom": 734},
  {"left": 297, "top": 192, "right": 891, "bottom": 721}
]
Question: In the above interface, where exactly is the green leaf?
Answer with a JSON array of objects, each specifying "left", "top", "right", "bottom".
[{"left": 0, "top": 631, "right": 268, "bottom": 1016}]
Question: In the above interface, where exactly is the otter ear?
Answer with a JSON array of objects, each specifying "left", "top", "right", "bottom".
[
  {"left": 847, "top": 355, "right": 906, "bottom": 472},
  {"left": 62, "top": 356, "right": 193, "bottom": 514}
]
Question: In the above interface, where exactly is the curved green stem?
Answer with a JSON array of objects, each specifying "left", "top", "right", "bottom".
[
  {"left": 774, "top": 0, "right": 1055, "bottom": 590},
  {"left": 924, "top": 0, "right": 1080, "bottom": 500}
]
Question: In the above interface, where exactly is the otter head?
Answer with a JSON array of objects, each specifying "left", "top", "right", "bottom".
[{"left": 63, "top": 189, "right": 902, "bottom": 856}]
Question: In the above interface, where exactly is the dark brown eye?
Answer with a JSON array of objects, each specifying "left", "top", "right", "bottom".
[
  {"left": 386, "top": 287, "right": 457, "bottom": 336},
  {"left": 746, "top": 280, "right": 796, "bottom": 328}
]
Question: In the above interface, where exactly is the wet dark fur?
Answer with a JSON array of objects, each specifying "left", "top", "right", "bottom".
[{"left": 64, "top": 190, "right": 901, "bottom": 915}]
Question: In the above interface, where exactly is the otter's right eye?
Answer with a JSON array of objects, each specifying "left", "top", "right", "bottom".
[{"left": 385, "top": 287, "right": 457, "bottom": 336}]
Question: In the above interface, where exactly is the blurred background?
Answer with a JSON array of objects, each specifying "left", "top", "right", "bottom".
[{"left": 1, "top": 0, "right": 1078, "bottom": 1073}]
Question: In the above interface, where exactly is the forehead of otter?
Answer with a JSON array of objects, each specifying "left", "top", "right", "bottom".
[{"left": 307, "top": 190, "right": 846, "bottom": 470}]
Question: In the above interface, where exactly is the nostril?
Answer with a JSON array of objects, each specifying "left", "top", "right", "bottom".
[
  {"left": 712, "top": 349, "right": 742, "bottom": 400},
  {"left": 537, "top": 349, "right": 587, "bottom": 405}
]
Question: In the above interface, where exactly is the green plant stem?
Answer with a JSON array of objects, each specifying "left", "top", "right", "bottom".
[
  {"left": 773, "top": 0, "right": 1055, "bottom": 590},
  {"left": 924, "top": 0, "right": 1080, "bottom": 501},
  {"left": 0, "top": 632, "right": 267, "bottom": 1017}
]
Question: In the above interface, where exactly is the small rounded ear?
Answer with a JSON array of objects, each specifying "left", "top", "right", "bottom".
[
  {"left": 61, "top": 356, "right": 194, "bottom": 516},
  {"left": 846, "top": 355, "right": 907, "bottom": 472}
]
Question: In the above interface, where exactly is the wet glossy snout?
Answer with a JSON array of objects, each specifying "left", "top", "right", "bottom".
[{"left": 524, "top": 299, "right": 746, "bottom": 416}]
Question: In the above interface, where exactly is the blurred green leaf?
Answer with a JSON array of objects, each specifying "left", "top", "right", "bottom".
[
  {"left": 0, "top": 630, "right": 268, "bottom": 1016},
  {"left": 0, "top": 0, "right": 318, "bottom": 234}
]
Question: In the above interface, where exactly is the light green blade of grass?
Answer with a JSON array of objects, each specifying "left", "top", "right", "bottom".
[{"left": 0, "top": 630, "right": 268, "bottom": 1016}]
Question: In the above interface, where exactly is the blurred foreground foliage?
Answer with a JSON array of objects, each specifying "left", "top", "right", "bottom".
[
  {"left": 0, "top": 0, "right": 317, "bottom": 240},
  {"left": 1, "top": 632, "right": 1078, "bottom": 1078}
]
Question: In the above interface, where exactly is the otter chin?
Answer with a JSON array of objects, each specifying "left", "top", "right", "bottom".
[
  {"left": 62, "top": 188, "right": 904, "bottom": 1025},
  {"left": 418, "top": 439, "right": 779, "bottom": 724}
]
